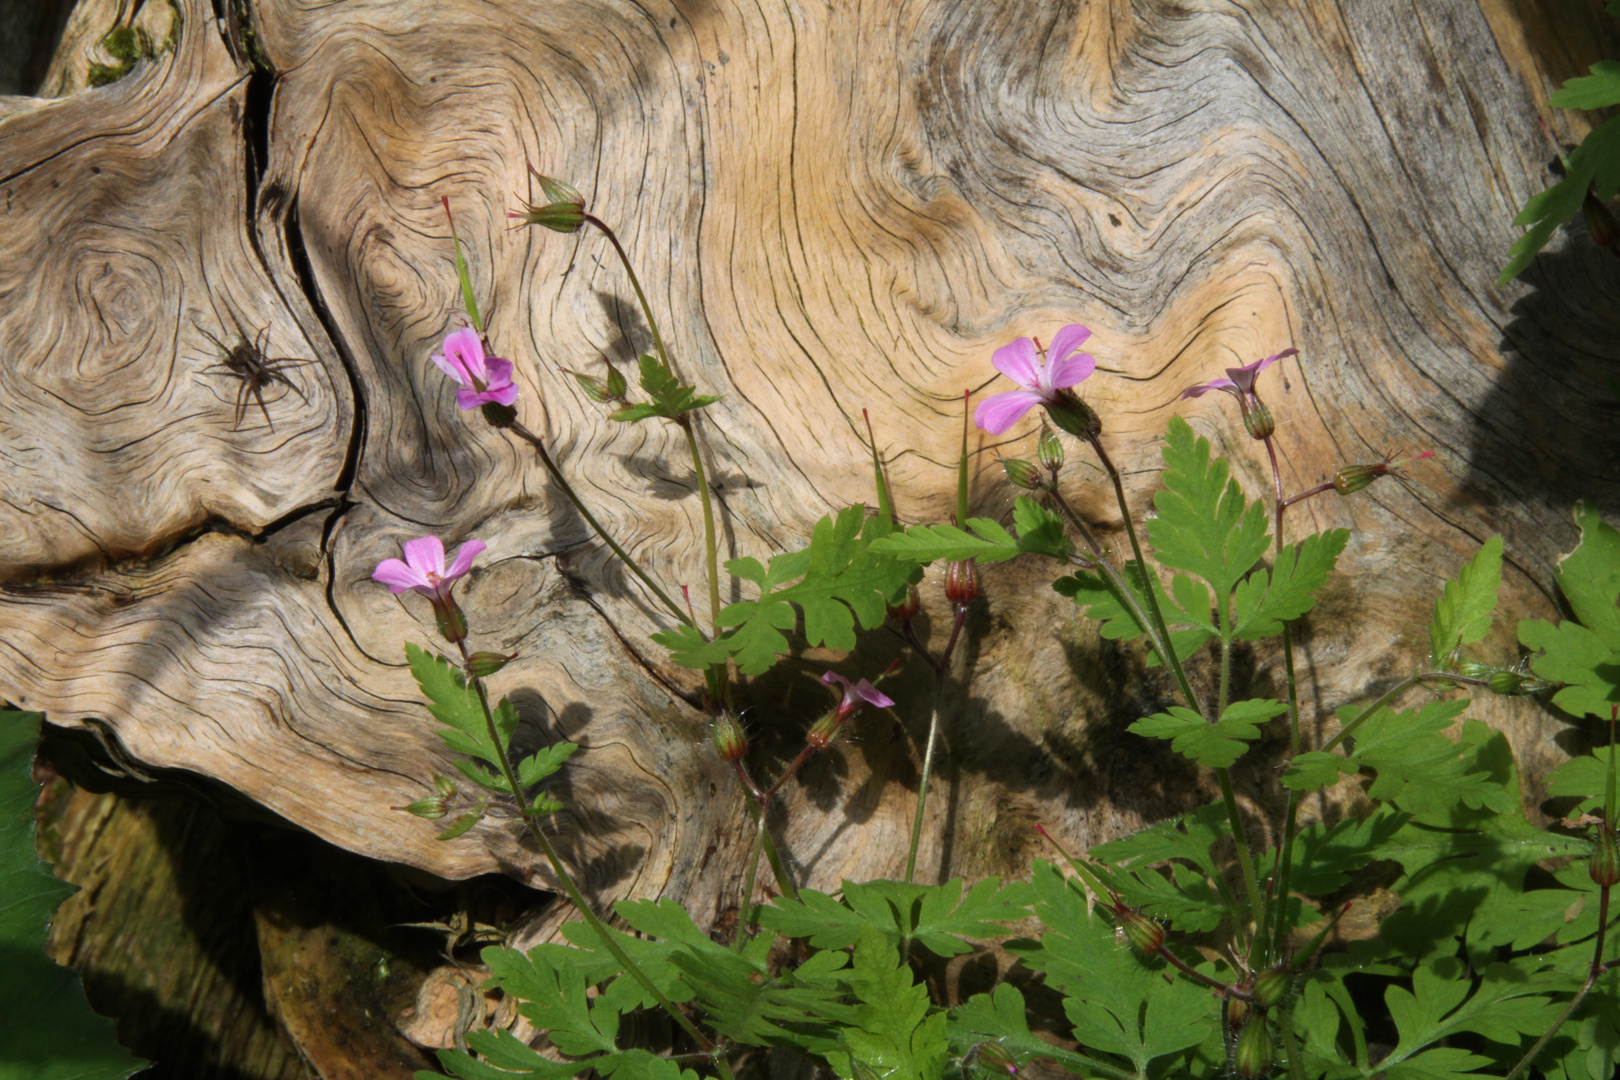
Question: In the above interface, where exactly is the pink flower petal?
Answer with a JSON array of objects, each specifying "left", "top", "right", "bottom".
[
  {"left": 1046, "top": 325, "right": 1092, "bottom": 369},
  {"left": 372, "top": 558, "right": 427, "bottom": 593},
  {"left": 974, "top": 389, "right": 1044, "bottom": 434},
  {"left": 990, "top": 337, "right": 1041, "bottom": 389},
  {"left": 1179, "top": 378, "right": 1236, "bottom": 400},
  {"left": 401, "top": 536, "right": 448, "bottom": 578},
  {"left": 444, "top": 540, "right": 487, "bottom": 579},
  {"left": 1046, "top": 350, "right": 1095, "bottom": 390},
  {"left": 854, "top": 680, "right": 895, "bottom": 709}
]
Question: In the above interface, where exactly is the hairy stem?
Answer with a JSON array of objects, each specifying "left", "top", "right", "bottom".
[
  {"left": 584, "top": 214, "right": 669, "bottom": 374},
  {"left": 510, "top": 422, "right": 692, "bottom": 628},
  {"left": 679, "top": 415, "right": 723, "bottom": 633}
]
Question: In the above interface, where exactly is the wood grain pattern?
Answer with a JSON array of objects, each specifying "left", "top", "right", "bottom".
[{"left": 5, "top": 0, "right": 1619, "bottom": 957}]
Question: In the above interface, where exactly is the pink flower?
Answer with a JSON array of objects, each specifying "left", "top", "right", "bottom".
[
  {"left": 1180, "top": 348, "right": 1298, "bottom": 440},
  {"left": 821, "top": 670, "right": 895, "bottom": 719},
  {"left": 973, "top": 325, "right": 1097, "bottom": 435},
  {"left": 430, "top": 327, "right": 519, "bottom": 410},
  {"left": 372, "top": 536, "right": 486, "bottom": 601}
]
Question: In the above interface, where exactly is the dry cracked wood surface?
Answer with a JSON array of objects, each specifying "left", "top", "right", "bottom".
[{"left": 3, "top": 0, "right": 1619, "bottom": 945}]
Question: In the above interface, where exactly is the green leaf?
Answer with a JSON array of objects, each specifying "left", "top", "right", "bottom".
[
  {"left": 1546, "top": 745, "right": 1620, "bottom": 815},
  {"left": 948, "top": 985, "right": 1118, "bottom": 1077},
  {"left": 1381, "top": 958, "right": 1560, "bottom": 1073},
  {"left": 610, "top": 354, "right": 719, "bottom": 423},
  {"left": 1557, "top": 504, "right": 1620, "bottom": 646},
  {"left": 444, "top": 198, "right": 484, "bottom": 334},
  {"left": 1550, "top": 61, "right": 1620, "bottom": 110},
  {"left": 1148, "top": 415, "right": 1272, "bottom": 601},
  {"left": 1129, "top": 699, "right": 1283, "bottom": 770},
  {"left": 1009, "top": 496, "right": 1070, "bottom": 559},
  {"left": 0, "top": 709, "right": 146, "bottom": 1079},
  {"left": 408, "top": 643, "right": 505, "bottom": 767},
  {"left": 1428, "top": 536, "right": 1503, "bottom": 665},
  {"left": 758, "top": 878, "right": 1033, "bottom": 959},
  {"left": 691, "top": 507, "right": 918, "bottom": 675},
  {"left": 825, "top": 927, "right": 949, "bottom": 1080},
  {"left": 1088, "top": 804, "right": 1232, "bottom": 931},
  {"left": 1288, "top": 806, "right": 1409, "bottom": 894},
  {"left": 1501, "top": 114, "right": 1620, "bottom": 282},
  {"left": 1017, "top": 860, "right": 1213, "bottom": 1074},
  {"left": 648, "top": 623, "right": 733, "bottom": 669},
  {"left": 1055, "top": 564, "right": 1214, "bottom": 666},
  {"left": 1356, "top": 723, "right": 1590, "bottom": 964},
  {"left": 1231, "top": 529, "right": 1350, "bottom": 640},
  {"left": 1283, "top": 750, "right": 1357, "bottom": 792},
  {"left": 1339, "top": 699, "right": 1512, "bottom": 816},
  {"left": 1521, "top": 618, "right": 1620, "bottom": 721}
]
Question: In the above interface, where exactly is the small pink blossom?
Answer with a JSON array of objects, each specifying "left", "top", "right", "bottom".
[
  {"left": 973, "top": 325, "right": 1097, "bottom": 435},
  {"left": 821, "top": 670, "right": 895, "bottom": 719},
  {"left": 1180, "top": 348, "right": 1297, "bottom": 401},
  {"left": 1180, "top": 348, "right": 1298, "bottom": 440},
  {"left": 430, "top": 327, "right": 519, "bottom": 410},
  {"left": 372, "top": 535, "right": 486, "bottom": 601}
]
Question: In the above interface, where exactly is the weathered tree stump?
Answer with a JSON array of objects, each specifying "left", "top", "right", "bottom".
[{"left": 4, "top": 0, "right": 1620, "bottom": 1071}]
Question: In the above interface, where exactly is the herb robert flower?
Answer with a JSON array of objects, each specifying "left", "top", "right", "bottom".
[
  {"left": 431, "top": 328, "right": 519, "bottom": 410},
  {"left": 1179, "top": 347, "right": 1298, "bottom": 440},
  {"left": 974, "top": 325, "right": 1100, "bottom": 438}
]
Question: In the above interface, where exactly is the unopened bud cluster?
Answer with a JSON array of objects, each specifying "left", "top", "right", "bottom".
[{"left": 712, "top": 712, "right": 748, "bottom": 762}]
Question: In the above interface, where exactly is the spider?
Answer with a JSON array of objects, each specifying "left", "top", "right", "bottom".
[{"left": 194, "top": 312, "right": 316, "bottom": 432}]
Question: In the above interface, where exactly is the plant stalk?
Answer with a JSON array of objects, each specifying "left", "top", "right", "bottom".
[
  {"left": 905, "top": 605, "right": 969, "bottom": 884},
  {"left": 509, "top": 422, "right": 692, "bottom": 627},
  {"left": 455, "top": 640, "right": 725, "bottom": 1066}
]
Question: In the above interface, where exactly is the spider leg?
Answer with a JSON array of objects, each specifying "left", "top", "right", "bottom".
[
  {"left": 232, "top": 380, "right": 251, "bottom": 431},
  {"left": 250, "top": 380, "right": 275, "bottom": 433}
]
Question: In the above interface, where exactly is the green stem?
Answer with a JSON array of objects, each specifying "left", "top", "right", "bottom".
[
  {"left": 1086, "top": 434, "right": 1200, "bottom": 715},
  {"left": 679, "top": 416, "right": 723, "bottom": 633},
  {"left": 1265, "top": 433, "right": 1305, "bottom": 964},
  {"left": 1047, "top": 488, "right": 1204, "bottom": 717},
  {"left": 509, "top": 422, "right": 692, "bottom": 628},
  {"left": 584, "top": 214, "right": 669, "bottom": 373},
  {"left": 455, "top": 641, "right": 726, "bottom": 1068},
  {"left": 904, "top": 606, "right": 967, "bottom": 884}
]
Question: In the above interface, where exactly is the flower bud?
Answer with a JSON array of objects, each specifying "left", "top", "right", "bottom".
[
  {"left": 1585, "top": 191, "right": 1619, "bottom": 254},
  {"left": 712, "top": 712, "right": 748, "bottom": 761},
  {"left": 1591, "top": 823, "right": 1619, "bottom": 887},
  {"left": 944, "top": 559, "right": 980, "bottom": 606},
  {"left": 432, "top": 596, "right": 469, "bottom": 644},
  {"left": 806, "top": 711, "right": 841, "bottom": 751},
  {"left": 510, "top": 201, "right": 586, "bottom": 233},
  {"left": 1225, "top": 991, "right": 1250, "bottom": 1030},
  {"left": 1233, "top": 1017, "right": 1273, "bottom": 1080},
  {"left": 1488, "top": 669, "right": 1530, "bottom": 696},
  {"left": 1238, "top": 398, "right": 1275, "bottom": 441},
  {"left": 1332, "top": 463, "right": 1382, "bottom": 496},
  {"left": 969, "top": 1041, "right": 1020, "bottom": 1077},
  {"left": 1453, "top": 658, "right": 1493, "bottom": 680},
  {"left": 1112, "top": 904, "right": 1164, "bottom": 956},
  {"left": 1251, "top": 967, "right": 1292, "bottom": 1009},
  {"left": 569, "top": 370, "right": 614, "bottom": 403},
  {"left": 1037, "top": 429, "right": 1064, "bottom": 471},
  {"left": 605, "top": 363, "right": 628, "bottom": 399},
  {"left": 403, "top": 794, "right": 449, "bottom": 819},
  {"left": 887, "top": 584, "right": 922, "bottom": 623},
  {"left": 465, "top": 651, "right": 517, "bottom": 678},
  {"left": 1002, "top": 458, "right": 1040, "bottom": 490},
  {"left": 1043, "top": 389, "right": 1102, "bottom": 440}
]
